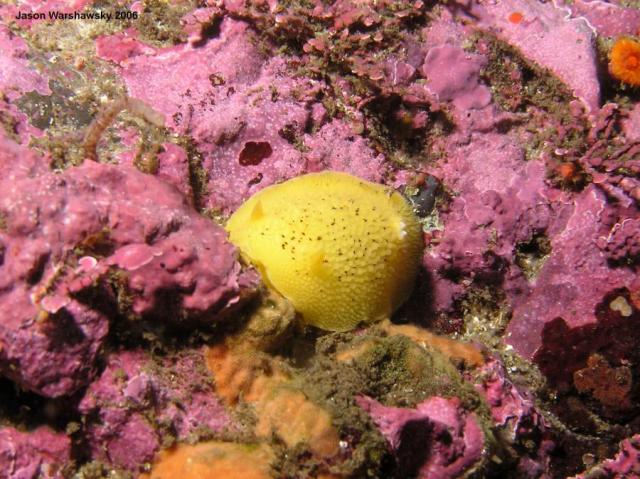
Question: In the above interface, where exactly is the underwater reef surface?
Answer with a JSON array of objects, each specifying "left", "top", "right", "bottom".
[{"left": 0, "top": 0, "right": 639, "bottom": 478}]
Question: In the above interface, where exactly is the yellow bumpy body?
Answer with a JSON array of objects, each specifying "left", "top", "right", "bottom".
[{"left": 226, "top": 171, "right": 423, "bottom": 331}]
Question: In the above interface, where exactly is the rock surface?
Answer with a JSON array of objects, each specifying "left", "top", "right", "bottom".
[{"left": 0, "top": 146, "right": 255, "bottom": 396}]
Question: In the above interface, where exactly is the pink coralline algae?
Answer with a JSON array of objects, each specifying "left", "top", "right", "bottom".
[
  {"left": 0, "top": 426, "right": 70, "bottom": 479},
  {"left": 101, "top": 18, "right": 387, "bottom": 212},
  {"left": 597, "top": 217, "right": 640, "bottom": 265},
  {"left": 472, "top": 358, "right": 554, "bottom": 477},
  {"left": 422, "top": 45, "right": 492, "bottom": 112},
  {"left": 104, "top": 19, "right": 313, "bottom": 212},
  {"left": 95, "top": 30, "right": 157, "bottom": 64},
  {"left": 0, "top": 25, "right": 49, "bottom": 100},
  {"left": 422, "top": 130, "right": 547, "bottom": 313},
  {"left": 0, "top": 141, "right": 255, "bottom": 396},
  {"left": 572, "top": 104, "right": 640, "bottom": 207},
  {"left": 409, "top": 5, "right": 638, "bottom": 365},
  {"left": 0, "top": 25, "right": 50, "bottom": 144},
  {"left": 559, "top": 0, "right": 640, "bottom": 38},
  {"left": 116, "top": 139, "right": 194, "bottom": 202},
  {"left": 622, "top": 103, "right": 640, "bottom": 142},
  {"left": 455, "top": 0, "right": 600, "bottom": 112},
  {"left": 302, "top": 120, "right": 386, "bottom": 179},
  {"left": 571, "top": 435, "right": 640, "bottom": 479},
  {"left": 357, "top": 395, "right": 486, "bottom": 479},
  {"left": 78, "top": 349, "right": 232, "bottom": 471},
  {"left": 507, "top": 187, "right": 637, "bottom": 359}
]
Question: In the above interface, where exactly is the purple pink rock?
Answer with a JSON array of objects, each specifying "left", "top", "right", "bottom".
[
  {"left": 455, "top": 0, "right": 600, "bottom": 112},
  {"left": 0, "top": 0, "right": 639, "bottom": 476},
  {"left": 408, "top": 5, "right": 637, "bottom": 367},
  {"left": 0, "top": 426, "right": 70, "bottom": 479},
  {"left": 0, "top": 141, "right": 255, "bottom": 396},
  {"left": 597, "top": 217, "right": 640, "bottom": 265},
  {"left": 101, "top": 18, "right": 386, "bottom": 213},
  {"left": 106, "top": 19, "right": 311, "bottom": 213},
  {"left": 571, "top": 435, "right": 640, "bottom": 479},
  {"left": 421, "top": 45, "right": 492, "bottom": 112},
  {"left": 0, "top": 25, "right": 50, "bottom": 101},
  {"left": 473, "top": 357, "right": 554, "bottom": 477},
  {"left": 357, "top": 395, "right": 486, "bottom": 479},
  {"left": 79, "top": 348, "right": 232, "bottom": 471},
  {"left": 508, "top": 188, "right": 637, "bottom": 359},
  {"left": 560, "top": 0, "right": 640, "bottom": 37}
]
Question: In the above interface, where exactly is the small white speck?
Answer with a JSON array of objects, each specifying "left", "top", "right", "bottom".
[{"left": 397, "top": 221, "right": 407, "bottom": 239}]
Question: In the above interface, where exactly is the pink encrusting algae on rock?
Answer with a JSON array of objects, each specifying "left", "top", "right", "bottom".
[
  {"left": 106, "top": 19, "right": 312, "bottom": 212},
  {"left": 0, "top": 426, "right": 70, "bottom": 479},
  {"left": 473, "top": 358, "right": 554, "bottom": 477},
  {"left": 453, "top": 0, "right": 601, "bottom": 112},
  {"left": 570, "top": 435, "right": 640, "bottom": 479},
  {"left": 421, "top": 45, "right": 492, "bottom": 112},
  {"left": 0, "top": 24, "right": 50, "bottom": 101},
  {"left": 0, "top": 141, "right": 256, "bottom": 396},
  {"left": 78, "top": 349, "right": 233, "bottom": 471},
  {"left": 101, "top": 17, "right": 387, "bottom": 213},
  {"left": 357, "top": 395, "right": 486, "bottom": 479},
  {"left": 507, "top": 187, "right": 637, "bottom": 359},
  {"left": 558, "top": 0, "right": 640, "bottom": 38}
]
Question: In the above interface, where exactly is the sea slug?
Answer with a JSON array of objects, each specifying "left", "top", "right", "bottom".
[{"left": 226, "top": 171, "right": 424, "bottom": 331}]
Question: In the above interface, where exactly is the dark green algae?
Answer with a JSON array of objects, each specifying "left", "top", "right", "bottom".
[{"left": 266, "top": 329, "right": 497, "bottom": 478}]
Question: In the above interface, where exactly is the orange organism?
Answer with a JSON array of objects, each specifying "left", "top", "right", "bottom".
[
  {"left": 508, "top": 12, "right": 523, "bottom": 24},
  {"left": 609, "top": 37, "right": 640, "bottom": 86},
  {"left": 558, "top": 162, "right": 577, "bottom": 181},
  {"left": 552, "top": 161, "right": 587, "bottom": 190}
]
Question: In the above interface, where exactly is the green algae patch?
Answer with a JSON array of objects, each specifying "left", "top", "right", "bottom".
[
  {"left": 275, "top": 332, "right": 496, "bottom": 478},
  {"left": 73, "top": 462, "right": 134, "bottom": 479},
  {"left": 280, "top": 356, "right": 391, "bottom": 477},
  {"left": 331, "top": 334, "right": 473, "bottom": 408},
  {"left": 136, "top": 0, "right": 197, "bottom": 47},
  {"left": 477, "top": 33, "right": 576, "bottom": 115}
]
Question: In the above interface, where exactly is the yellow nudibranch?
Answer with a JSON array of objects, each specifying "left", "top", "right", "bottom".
[{"left": 225, "top": 171, "right": 423, "bottom": 332}]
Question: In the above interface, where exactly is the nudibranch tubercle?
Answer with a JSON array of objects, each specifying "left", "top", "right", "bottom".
[{"left": 225, "top": 171, "right": 423, "bottom": 332}]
